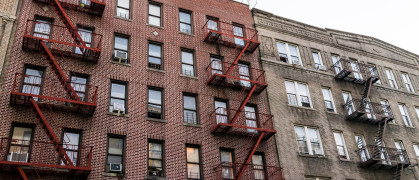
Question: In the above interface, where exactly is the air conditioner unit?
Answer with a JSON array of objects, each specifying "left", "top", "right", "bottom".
[
  {"left": 114, "top": 50, "right": 128, "bottom": 63},
  {"left": 8, "top": 152, "right": 28, "bottom": 162},
  {"left": 113, "top": 103, "right": 125, "bottom": 115},
  {"left": 301, "top": 101, "right": 311, "bottom": 108},
  {"left": 109, "top": 163, "right": 122, "bottom": 172},
  {"left": 317, "top": 65, "right": 326, "bottom": 71}
]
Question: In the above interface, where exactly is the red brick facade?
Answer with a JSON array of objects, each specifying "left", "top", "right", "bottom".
[{"left": 0, "top": 0, "right": 279, "bottom": 179}]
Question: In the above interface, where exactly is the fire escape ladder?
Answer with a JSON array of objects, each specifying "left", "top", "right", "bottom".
[
  {"left": 29, "top": 98, "right": 74, "bottom": 166},
  {"left": 17, "top": 166, "right": 28, "bottom": 180},
  {"left": 224, "top": 42, "right": 250, "bottom": 76},
  {"left": 40, "top": 41, "right": 80, "bottom": 101},
  {"left": 359, "top": 77, "right": 374, "bottom": 111},
  {"left": 229, "top": 84, "right": 257, "bottom": 125},
  {"left": 49, "top": 0, "right": 87, "bottom": 50},
  {"left": 393, "top": 164, "right": 404, "bottom": 180},
  {"left": 374, "top": 119, "right": 388, "bottom": 157},
  {"left": 235, "top": 132, "right": 265, "bottom": 180}
]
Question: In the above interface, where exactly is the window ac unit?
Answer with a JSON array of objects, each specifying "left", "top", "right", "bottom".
[
  {"left": 109, "top": 163, "right": 122, "bottom": 172},
  {"left": 114, "top": 50, "right": 128, "bottom": 63},
  {"left": 113, "top": 103, "right": 125, "bottom": 115},
  {"left": 301, "top": 101, "right": 311, "bottom": 108},
  {"left": 317, "top": 65, "right": 326, "bottom": 71},
  {"left": 8, "top": 152, "right": 28, "bottom": 162}
]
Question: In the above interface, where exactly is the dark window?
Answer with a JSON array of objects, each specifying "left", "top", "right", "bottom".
[
  {"left": 61, "top": 130, "right": 81, "bottom": 165},
  {"left": 180, "top": 9, "right": 192, "bottom": 34},
  {"left": 109, "top": 81, "right": 127, "bottom": 114},
  {"left": 8, "top": 125, "right": 34, "bottom": 163},
  {"left": 106, "top": 135, "right": 125, "bottom": 172},
  {"left": 70, "top": 73, "right": 89, "bottom": 102},
  {"left": 220, "top": 149, "right": 234, "bottom": 179},
  {"left": 148, "top": 2, "right": 161, "bottom": 27},
  {"left": 116, "top": 0, "right": 130, "bottom": 19},
  {"left": 33, "top": 16, "right": 53, "bottom": 39},
  {"left": 148, "top": 42, "right": 162, "bottom": 70},
  {"left": 148, "top": 88, "right": 163, "bottom": 119},
  {"left": 183, "top": 94, "right": 198, "bottom": 124},
  {"left": 181, "top": 49, "right": 195, "bottom": 76},
  {"left": 22, "top": 65, "right": 45, "bottom": 101},
  {"left": 148, "top": 140, "right": 164, "bottom": 177},
  {"left": 186, "top": 145, "right": 201, "bottom": 179},
  {"left": 113, "top": 34, "right": 129, "bottom": 63},
  {"left": 75, "top": 26, "right": 94, "bottom": 54}
]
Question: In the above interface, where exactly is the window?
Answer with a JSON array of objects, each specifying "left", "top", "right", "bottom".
[
  {"left": 233, "top": 23, "right": 245, "bottom": 46},
  {"left": 416, "top": 107, "right": 419, "bottom": 121},
  {"left": 380, "top": 99, "right": 395, "bottom": 123},
  {"left": 252, "top": 154, "right": 266, "bottom": 180},
  {"left": 8, "top": 125, "right": 33, "bottom": 162},
  {"left": 294, "top": 126, "right": 324, "bottom": 155},
  {"left": 148, "top": 2, "right": 161, "bottom": 27},
  {"left": 70, "top": 73, "right": 89, "bottom": 102},
  {"left": 368, "top": 64, "right": 381, "bottom": 84},
  {"left": 385, "top": 68, "right": 398, "bottom": 89},
  {"left": 394, "top": 140, "right": 406, "bottom": 162},
  {"left": 220, "top": 149, "right": 234, "bottom": 179},
  {"left": 181, "top": 49, "right": 195, "bottom": 76},
  {"left": 312, "top": 51, "right": 324, "bottom": 70},
  {"left": 148, "top": 42, "right": 163, "bottom": 70},
  {"left": 109, "top": 81, "right": 127, "bottom": 114},
  {"left": 148, "top": 88, "right": 163, "bottom": 119},
  {"left": 206, "top": 16, "right": 218, "bottom": 31},
  {"left": 22, "top": 66, "right": 44, "bottom": 101},
  {"left": 186, "top": 145, "right": 201, "bottom": 179},
  {"left": 398, "top": 103, "right": 413, "bottom": 127},
  {"left": 116, "top": 0, "right": 130, "bottom": 19},
  {"left": 331, "top": 54, "right": 341, "bottom": 74},
  {"left": 285, "top": 81, "right": 311, "bottom": 108},
  {"left": 33, "top": 17, "right": 52, "bottom": 39},
  {"left": 183, "top": 94, "right": 198, "bottom": 124},
  {"left": 106, "top": 135, "right": 125, "bottom": 172},
  {"left": 333, "top": 132, "right": 349, "bottom": 159},
  {"left": 349, "top": 59, "right": 362, "bottom": 80},
  {"left": 276, "top": 41, "right": 301, "bottom": 65},
  {"left": 180, "top": 10, "right": 192, "bottom": 34},
  {"left": 75, "top": 26, "right": 93, "bottom": 54},
  {"left": 210, "top": 56, "right": 223, "bottom": 75},
  {"left": 238, "top": 62, "right": 251, "bottom": 87},
  {"left": 113, "top": 35, "right": 129, "bottom": 63},
  {"left": 245, "top": 105, "right": 257, "bottom": 133},
  {"left": 61, "top": 130, "right": 81, "bottom": 165},
  {"left": 355, "top": 135, "right": 369, "bottom": 162},
  {"left": 215, "top": 99, "right": 228, "bottom": 124},
  {"left": 321, "top": 88, "right": 335, "bottom": 112},
  {"left": 148, "top": 141, "right": 164, "bottom": 177},
  {"left": 342, "top": 92, "right": 354, "bottom": 115},
  {"left": 413, "top": 144, "right": 419, "bottom": 161},
  {"left": 401, "top": 73, "right": 414, "bottom": 92}
]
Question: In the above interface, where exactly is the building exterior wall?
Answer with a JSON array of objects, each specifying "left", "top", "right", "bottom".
[
  {"left": 0, "top": 0, "right": 21, "bottom": 94},
  {"left": 0, "top": 0, "right": 279, "bottom": 179},
  {"left": 253, "top": 8, "right": 419, "bottom": 180}
]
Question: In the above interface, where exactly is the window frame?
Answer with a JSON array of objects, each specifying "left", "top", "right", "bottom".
[
  {"left": 285, "top": 80, "right": 312, "bottom": 108},
  {"left": 367, "top": 63, "right": 381, "bottom": 84},
  {"left": 232, "top": 22, "right": 246, "bottom": 47},
  {"left": 276, "top": 41, "right": 302, "bottom": 66},
  {"left": 148, "top": 41, "right": 163, "bottom": 70},
  {"left": 113, "top": 34, "right": 130, "bottom": 64},
  {"left": 116, "top": 0, "right": 131, "bottom": 19},
  {"left": 321, "top": 87, "right": 336, "bottom": 113},
  {"left": 7, "top": 123, "right": 35, "bottom": 163},
  {"left": 183, "top": 93, "right": 199, "bottom": 125},
  {"left": 148, "top": 1, "right": 162, "bottom": 27},
  {"left": 294, "top": 125, "right": 324, "bottom": 156},
  {"left": 147, "top": 87, "right": 164, "bottom": 120},
  {"left": 181, "top": 48, "right": 196, "bottom": 76},
  {"left": 105, "top": 134, "right": 126, "bottom": 173},
  {"left": 147, "top": 139, "right": 165, "bottom": 177},
  {"left": 179, "top": 9, "right": 193, "bottom": 34},
  {"left": 380, "top": 99, "right": 395, "bottom": 123},
  {"left": 206, "top": 16, "right": 219, "bottom": 31},
  {"left": 385, "top": 68, "right": 398, "bottom": 89},
  {"left": 109, "top": 80, "right": 128, "bottom": 114},
  {"left": 219, "top": 148, "right": 235, "bottom": 179},
  {"left": 33, "top": 16, "right": 54, "bottom": 40},
  {"left": 186, "top": 144, "right": 202, "bottom": 180},
  {"left": 398, "top": 103, "right": 413, "bottom": 127},
  {"left": 75, "top": 25, "right": 94, "bottom": 55},
  {"left": 252, "top": 152, "right": 268, "bottom": 180},
  {"left": 70, "top": 72, "right": 89, "bottom": 102},
  {"left": 401, "top": 72, "right": 415, "bottom": 92},
  {"left": 413, "top": 143, "right": 419, "bottom": 160},
  {"left": 311, "top": 50, "right": 324, "bottom": 70},
  {"left": 332, "top": 131, "right": 350, "bottom": 160},
  {"left": 22, "top": 65, "right": 46, "bottom": 100},
  {"left": 60, "top": 128, "right": 82, "bottom": 166}
]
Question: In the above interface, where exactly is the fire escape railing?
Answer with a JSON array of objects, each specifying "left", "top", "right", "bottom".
[
  {"left": 33, "top": 0, "right": 106, "bottom": 16},
  {"left": 344, "top": 99, "right": 394, "bottom": 124},
  {"left": 357, "top": 145, "right": 410, "bottom": 167},
  {"left": 332, "top": 59, "right": 379, "bottom": 84},
  {"left": 213, "top": 162, "right": 285, "bottom": 180}
]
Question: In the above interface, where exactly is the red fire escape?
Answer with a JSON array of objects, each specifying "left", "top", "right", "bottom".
[
  {"left": 203, "top": 21, "right": 284, "bottom": 180},
  {"left": 3, "top": 0, "right": 105, "bottom": 179},
  {"left": 333, "top": 59, "right": 411, "bottom": 180}
]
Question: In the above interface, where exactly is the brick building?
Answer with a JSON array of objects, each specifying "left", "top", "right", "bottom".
[
  {"left": 253, "top": 9, "right": 419, "bottom": 180},
  {"left": 0, "top": 0, "right": 284, "bottom": 179}
]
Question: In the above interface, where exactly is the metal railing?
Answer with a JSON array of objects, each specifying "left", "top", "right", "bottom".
[
  {"left": 213, "top": 162, "right": 285, "bottom": 180},
  {"left": 357, "top": 145, "right": 410, "bottom": 165},
  {"left": 202, "top": 20, "right": 259, "bottom": 43},
  {"left": 344, "top": 99, "right": 393, "bottom": 120},
  {"left": 206, "top": 60, "right": 266, "bottom": 86},
  {"left": 33, "top": 0, "right": 106, "bottom": 16},
  {"left": 332, "top": 59, "right": 379, "bottom": 81}
]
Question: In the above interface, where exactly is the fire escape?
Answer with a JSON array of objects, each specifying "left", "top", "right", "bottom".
[
  {"left": 3, "top": 0, "right": 105, "bottom": 179},
  {"left": 203, "top": 21, "right": 284, "bottom": 180},
  {"left": 333, "top": 59, "right": 411, "bottom": 179}
]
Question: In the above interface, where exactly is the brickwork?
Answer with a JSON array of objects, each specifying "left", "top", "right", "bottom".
[
  {"left": 0, "top": 0, "right": 279, "bottom": 179},
  {"left": 253, "top": 8, "right": 419, "bottom": 180}
]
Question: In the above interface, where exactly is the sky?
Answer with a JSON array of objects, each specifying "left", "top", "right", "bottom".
[{"left": 235, "top": 0, "right": 419, "bottom": 55}]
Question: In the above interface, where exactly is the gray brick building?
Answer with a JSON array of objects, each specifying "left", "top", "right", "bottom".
[{"left": 253, "top": 8, "right": 419, "bottom": 180}]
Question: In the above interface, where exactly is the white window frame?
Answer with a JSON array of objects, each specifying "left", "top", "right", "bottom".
[
  {"left": 398, "top": 103, "right": 413, "bottom": 127},
  {"left": 331, "top": 54, "right": 342, "bottom": 74},
  {"left": 401, "top": 73, "right": 415, "bottom": 92},
  {"left": 285, "top": 80, "right": 312, "bottom": 108},
  {"left": 322, "top": 87, "right": 336, "bottom": 113},
  {"left": 355, "top": 135, "right": 369, "bottom": 162},
  {"left": 413, "top": 144, "right": 419, "bottom": 161},
  {"left": 333, "top": 131, "right": 350, "bottom": 160},
  {"left": 368, "top": 63, "right": 381, "bottom": 84},
  {"left": 394, "top": 140, "right": 406, "bottom": 162},
  {"left": 312, "top": 51, "right": 324, "bottom": 70},
  {"left": 416, "top": 107, "right": 419, "bottom": 122},
  {"left": 380, "top": 99, "right": 395, "bottom": 123},
  {"left": 294, "top": 126, "right": 324, "bottom": 156},
  {"left": 342, "top": 92, "right": 354, "bottom": 115},
  {"left": 385, "top": 68, "right": 398, "bottom": 89},
  {"left": 276, "top": 41, "right": 302, "bottom": 66}
]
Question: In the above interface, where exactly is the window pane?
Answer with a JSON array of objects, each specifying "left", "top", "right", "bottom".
[
  {"left": 333, "top": 132, "right": 343, "bottom": 146},
  {"left": 63, "top": 132, "right": 80, "bottom": 150},
  {"left": 181, "top": 51, "right": 194, "bottom": 64},
  {"left": 182, "top": 64, "right": 194, "bottom": 76},
  {"left": 297, "top": 83, "right": 309, "bottom": 96},
  {"left": 107, "top": 155, "right": 122, "bottom": 164},
  {"left": 149, "top": 44, "right": 161, "bottom": 58},
  {"left": 220, "top": 151, "right": 233, "bottom": 163},
  {"left": 108, "top": 138, "right": 124, "bottom": 155},
  {"left": 148, "top": 89, "right": 162, "bottom": 104},
  {"left": 288, "top": 45, "right": 298, "bottom": 56},
  {"left": 111, "top": 83, "right": 126, "bottom": 99},
  {"left": 117, "top": 0, "right": 129, "bottom": 8},
  {"left": 180, "top": 23, "right": 192, "bottom": 34},
  {"left": 11, "top": 127, "right": 32, "bottom": 143},
  {"left": 322, "top": 89, "right": 332, "bottom": 101},
  {"left": 149, "top": 159, "right": 162, "bottom": 167},
  {"left": 187, "top": 164, "right": 200, "bottom": 179},
  {"left": 149, "top": 16, "right": 161, "bottom": 27},
  {"left": 285, "top": 81, "right": 296, "bottom": 94},
  {"left": 180, "top": 11, "right": 191, "bottom": 23},
  {"left": 25, "top": 68, "right": 43, "bottom": 77},
  {"left": 114, "top": 36, "right": 128, "bottom": 50},
  {"left": 184, "top": 110, "right": 197, "bottom": 124},
  {"left": 116, "top": 8, "right": 130, "bottom": 19},
  {"left": 252, "top": 155, "right": 263, "bottom": 166},
  {"left": 186, "top": 147, "right": 199, "bottom": 163},
  {"left": 148, "top": 57, "right": 161, "bottom": 65},
  {"left": 294, "top": 126, "right": 305, "bottom": 140},
  {"left": 183, "top": 95, "right": 196, "bottom": 110},
  {"left": 149, "top": 4, "right": 161, "bottom": 16},
  {"left": 149, "top": 143, "right": 162, "bottom": 159},
  {"left": 277, "top": 42, "right": 286, "bottom": 54}
]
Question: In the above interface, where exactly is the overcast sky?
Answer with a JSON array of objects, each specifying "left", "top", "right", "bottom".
[{"left": 236, "top": 0, "right": 419, "bottom": 55}]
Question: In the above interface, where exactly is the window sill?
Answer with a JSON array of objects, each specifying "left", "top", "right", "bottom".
[
  {"left": 114, "top": 16, "right": 132, "bottom": 22},
  {"left": 111, "top": 60, "right": 131, "bottom": 67},
  {"left": 147, "top": 24, "right": 164, "bottom": 29},
  {"left": 287, "top": 104, "right": 316, "bottom": 111},
  {"left": 180, "top": 74, "right": 198, "bottom": 80},
  {"left": 388, "top": 122, "right": 398, "bottom": 126},
  {"left": 147, "top": 67, "right": 165, "bottom": 73},
  {"left": 107, "top": 112, "right": 129, "bottom": 118},
  {"left": 405, "top": 125, "right": 415, "bottom": 129},
  {"left": 298, "top": 153, "right": 326, "bottom": 159},
  {"left": 146, "top": 117, "right": 167, "bottom": 123},
  {"left": 179, "top": 32, "right": 195, "bottom": 37},
  {"left": 102, "top": 172, "right": 125, "bottom": 177},
  {"left": 183, "top": 123, "right": 202, "bottom": 128},
  {"left": 326, "top": 111, "right": 339, "bottom": 115},
  {"left": 146, "top": 176, "right": 167, "bottom": 180},
  {"left": 339, "top": 158, "right": 351, "bottom": 162}
]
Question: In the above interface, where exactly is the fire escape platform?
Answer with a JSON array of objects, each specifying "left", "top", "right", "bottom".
[
  {"left": 344, "top": 99, "right": 394, "bottom": 125},
  {"left": 213, "top": 162, "right": 284, "bottom": 180},
  {"left": 333, "top": 59, "right": 379, "bottom": 84},
  {"left": 358, "top": 145, "right": 411, "bottom": 169},
  {"left": 33, "top": 0, "right": 106, "bottom": 16},
  {"left": 22, "top": 20, "right": 103, "bottom": 63}
]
